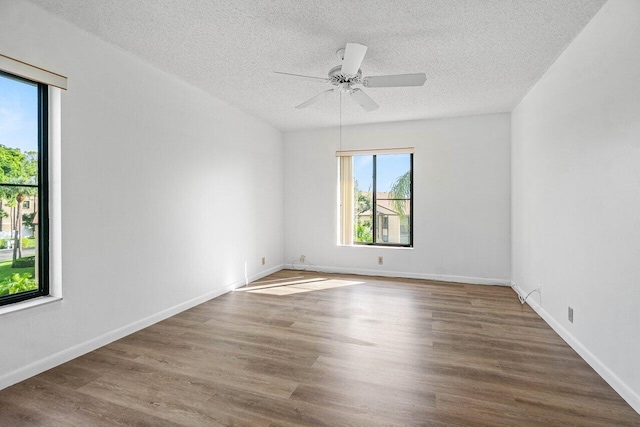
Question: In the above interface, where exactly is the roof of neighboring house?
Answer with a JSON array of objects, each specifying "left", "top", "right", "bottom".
[
  {"left": 357, "top": 192, "right": 410, "bottom": 217},
  {"left": 359, "top": 205, "right": 397, "bottom": 216}
]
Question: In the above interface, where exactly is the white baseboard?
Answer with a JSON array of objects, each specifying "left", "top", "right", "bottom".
[
  {"left": 0, "top": 264, "right": 284, "bottom": 391},
  {"left": 511, "top": 283, "right": 640, "bottom": 414},
  {"left": 246, "top": 264, "right": 283, "bottom": 285},
  {"left": 288, "top": 264, "right": 510, "bottom": 286}
]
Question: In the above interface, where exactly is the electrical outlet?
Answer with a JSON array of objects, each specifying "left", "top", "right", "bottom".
[
  {"left": 300, "top": 255, "right": 306, "bottom": 262},
  {"left": 568, "top": 306, "right": 574, "bottom": 323},
  {"left": 378, "top": 256, "right": 383, "bottom": 265},
  {"left": 261, "top": 257, "right": 266, "bottom": 266}
]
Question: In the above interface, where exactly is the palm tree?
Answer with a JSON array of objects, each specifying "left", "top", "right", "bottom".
[
  {"left": 388, "top": 171, "right": 411, "bottom": 218},
  {"left": 0, "top": 203, "right": 7, "bottom": 231},
  {"left": 13, "top": 192, "right": 28, "bottom": 261},
  {"left": 0, "top": 179, "right": 37, "bottom": 266}
]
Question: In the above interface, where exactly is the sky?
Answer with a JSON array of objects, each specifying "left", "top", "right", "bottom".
[
  {"left": 353, "top": 153, "right": 410, "bottom": 193},
  {"left": 0, "top": 73, "right": 39, "bottom": 154}
]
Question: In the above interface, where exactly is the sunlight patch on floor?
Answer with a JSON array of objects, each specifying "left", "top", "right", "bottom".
[
  {"left": 250, "top": 276, "right": 306, "bottom": 285},
  {"left": 236, "top": 277, "right": 327, "bottom": 292},
  {"left": 243, "top": 279, "right": 363, "bottom": 296}
]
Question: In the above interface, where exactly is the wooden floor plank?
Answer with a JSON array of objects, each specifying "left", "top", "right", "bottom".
[{"left": 0, "top": 269, "right": 638, "bottom": 426}]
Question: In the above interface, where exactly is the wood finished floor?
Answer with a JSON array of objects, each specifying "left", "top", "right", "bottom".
[{"left": 1, "top": 270, "right": 638, "bottom": 426}]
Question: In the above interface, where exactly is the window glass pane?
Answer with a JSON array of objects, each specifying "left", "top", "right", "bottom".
[
  {"left": 375, "top": 199, "right": 411, "bottom": 244},
  {"left": 0, "top": 185, "right": 38, "bottom": 297},
  {"left": 375, "top": 154, "right": 411, "bottom": 245},
  {"left": 375, "top": 154, "right": 410, "bottom": 194},
  {"left": 0, "top": 73, "right": 39, "bottom": 186},
  {"left": 0, "top": 72, "right": 41, "bottom": 301},
  {"left": 353, "top": 155, "right": 373, "bottom": 243}
]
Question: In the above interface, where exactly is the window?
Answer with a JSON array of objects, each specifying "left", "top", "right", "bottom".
[
  {"left": 339, "top": 150, "right": 413, "bottom": 247},
  {"left": 0, "top": 70, "right": 49, "bottom": 306}
]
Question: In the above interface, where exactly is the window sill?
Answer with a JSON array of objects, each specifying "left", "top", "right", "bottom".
[
  {"left": 338, "top": 244, "right": 414, "bottom": 250},
  {"left": 0, "top": 295, "right": 62, "bottom": 317}
]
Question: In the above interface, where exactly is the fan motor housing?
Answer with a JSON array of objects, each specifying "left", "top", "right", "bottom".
[{"left": 328, "top": 65, "right": 362, "bottom": 87}]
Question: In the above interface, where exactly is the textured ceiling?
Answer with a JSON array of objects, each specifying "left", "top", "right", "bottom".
[{"left": 26, "top": 0, "right": 606, "bottom": 132}]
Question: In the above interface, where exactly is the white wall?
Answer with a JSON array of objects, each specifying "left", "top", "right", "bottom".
[
  {"left": 0, "top": 0, "right": 283, "bottom": 388},
  {"left": 284, "top": 114, "right": 511, "bottom": 284},
  {"left": 512, "top": 0, "right": 640, "bottom": 412}
]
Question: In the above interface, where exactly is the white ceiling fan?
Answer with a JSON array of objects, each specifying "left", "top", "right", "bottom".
[{"left": 275, "top": 43, "right": 427, "bottom": 111}]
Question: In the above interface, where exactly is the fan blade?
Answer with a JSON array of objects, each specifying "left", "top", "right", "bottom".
[
  {"left": 274, "top": 71, "right": 329, "bottom": 82},
  {"left": 295, "top": 89, "right": 335, "bottom": 109},
  {"left": 363, "top": 73, "right": 427, "bottom": 88},
  {"left": 350, "top": 89, "right": 378, "bottom": 112},
  {"left": 341, "top": 43, "right": 368, "bottom": 76}
]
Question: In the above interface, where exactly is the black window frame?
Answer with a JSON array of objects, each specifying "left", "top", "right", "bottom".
[
  {"left": 355, "top": 153, "right": 413, "bottom": 248},
  {"left": 0, "top": 70, "right": 49, "bottom": 307}
]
